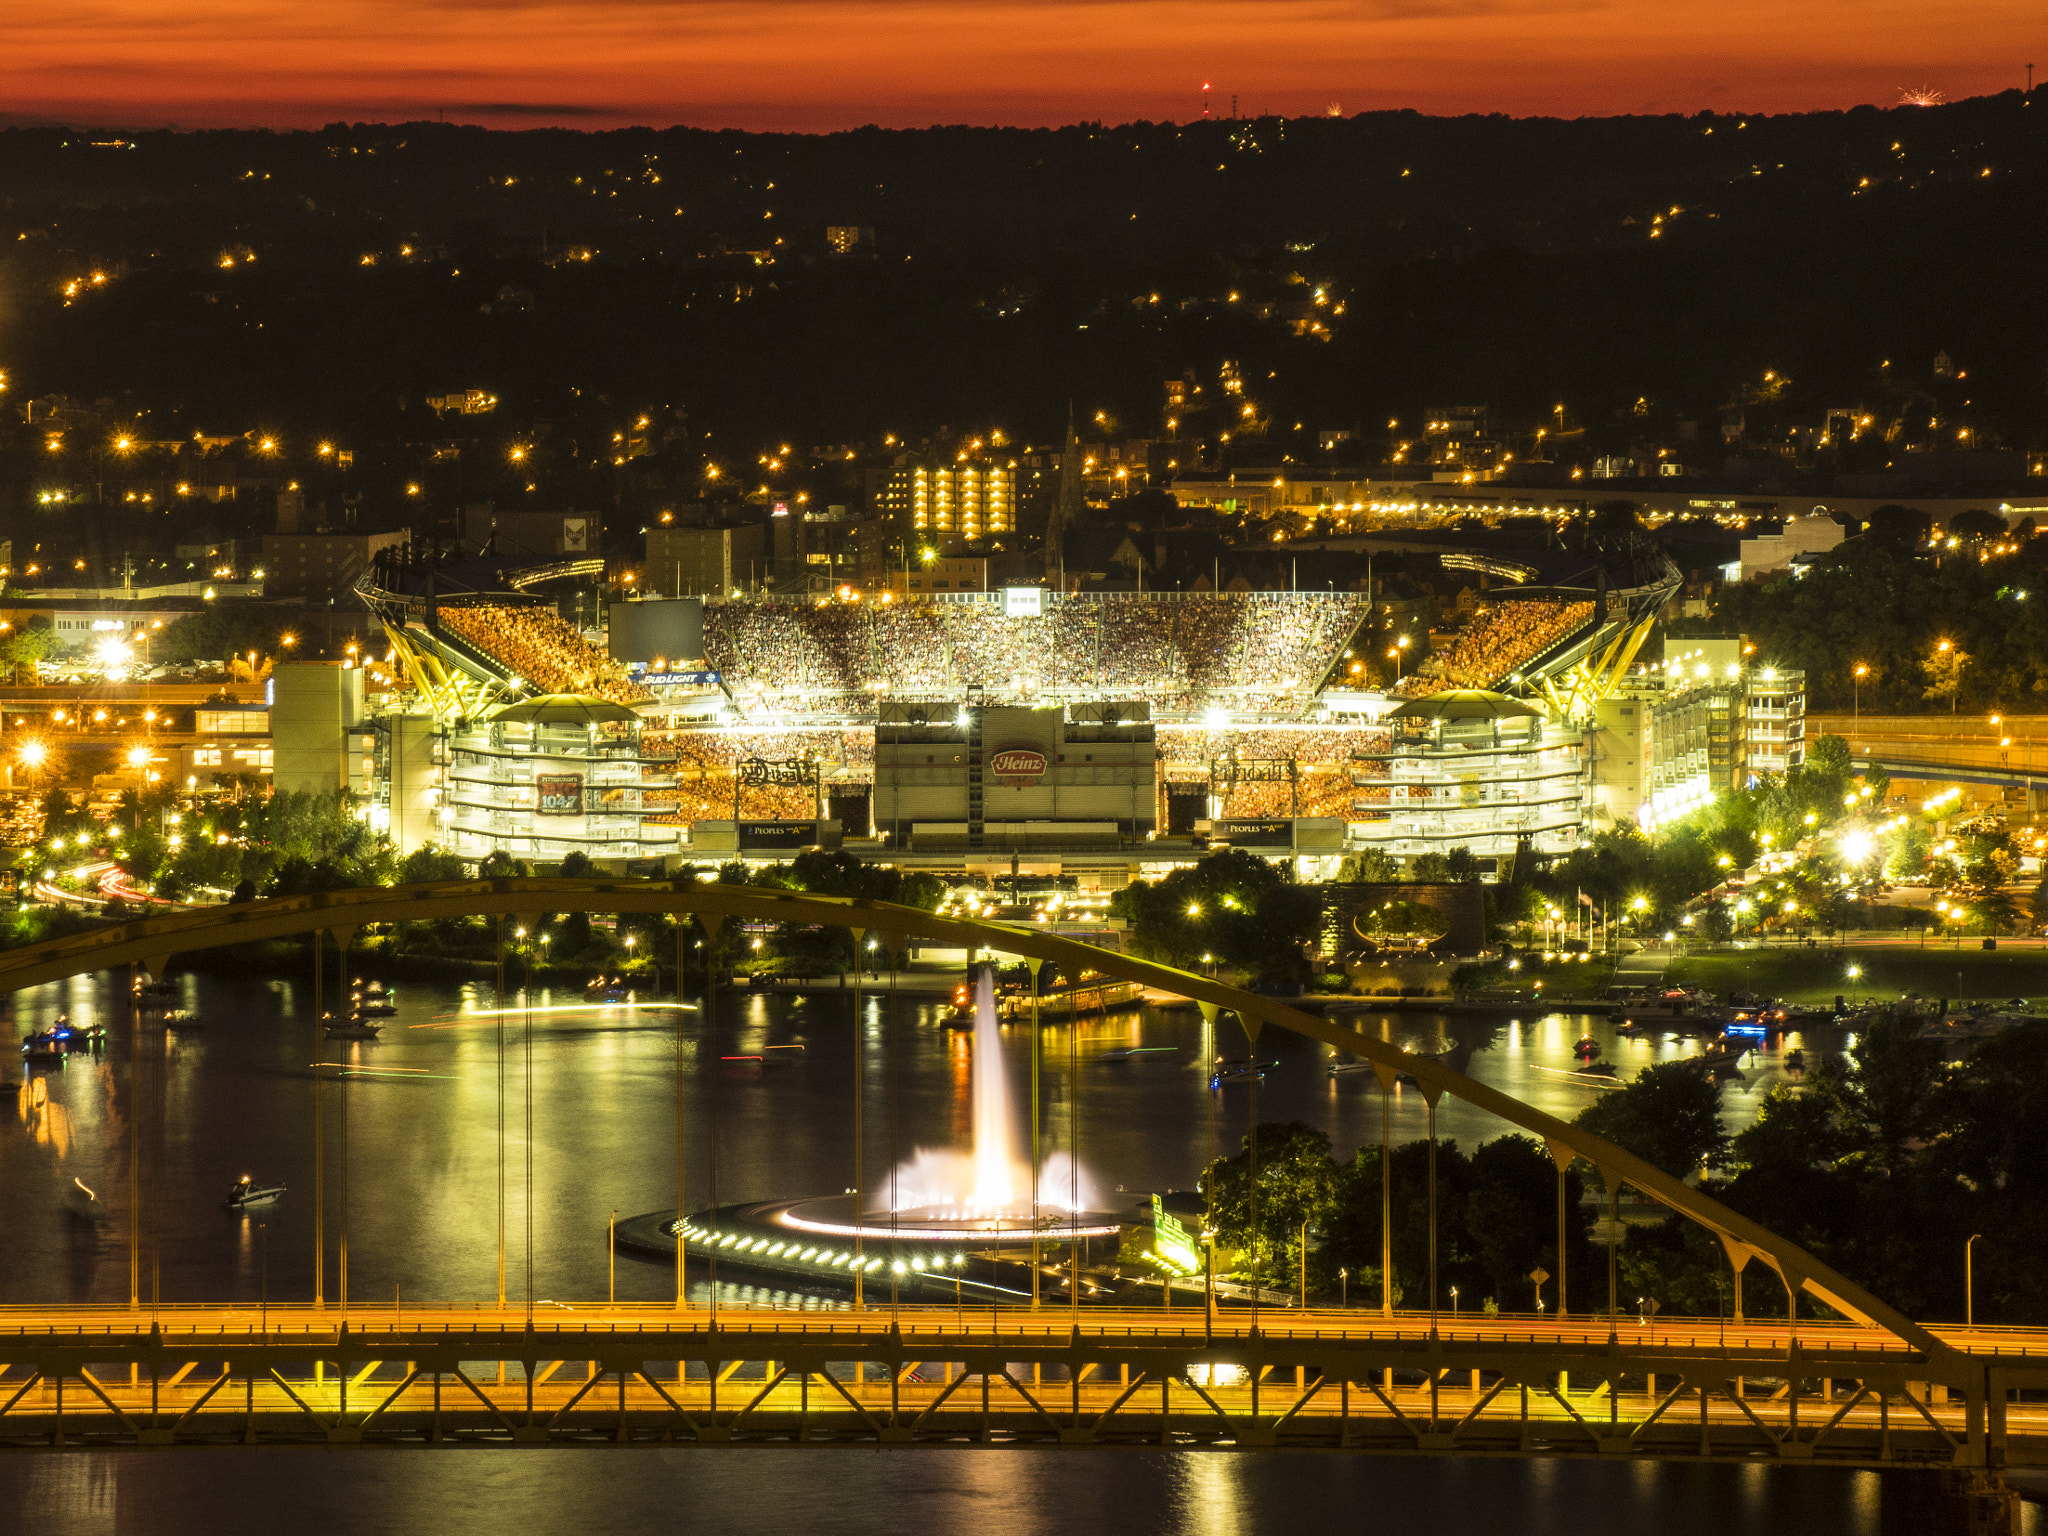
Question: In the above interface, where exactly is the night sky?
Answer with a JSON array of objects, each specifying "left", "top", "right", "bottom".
[{"left": 4, "top": 0, "right": 2039, "bottom": 130}]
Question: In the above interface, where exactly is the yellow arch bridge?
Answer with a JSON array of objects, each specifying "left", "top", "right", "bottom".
[{"left": 0, "top": 879, "right": 2041, "bottom": 1483}]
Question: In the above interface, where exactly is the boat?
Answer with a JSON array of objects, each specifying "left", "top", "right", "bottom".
[
  {"left": 1101, "top": 1046, "right": 1179, "bottom": 1062},
  {"left": 350, "top": 993, "right": 398, "bottom": 1018},
  {"left": 586, "top": 975, "right": 631, "bottom": 1003},
  {"left": 721, "top": 1044, "right": 806, "bottom": 1069},
  {"left": 1573, "top": 1036, "right": 1601, "bottom": 1061},
  {"left": 224, "top": 1175, "right": 286, "bottom": 1209},
  {"left": 165, "top": 1010, "right": 205, "bottom": 1031},
  {"left": 22, "top": 1021, "right": 80, "bottom": 1061},
  {"left": 940, "top": 981, "right": 976, "bottom": 1029},
  {"left": 355, "top": 978, "right": 389, "bottom": 1000},
  {"left": 323, "top": 1013, "right": 382, "bottom": 1040},
  {"left": 1575, "top": 1060, "right": 1620, "bottom": 1078},
  {"left": 1685, "top": 1038, "right": 1751, "bottom": 1072},
  {"left": 1209, "top": 1057, "right": 1273, "bottom": 1088}
]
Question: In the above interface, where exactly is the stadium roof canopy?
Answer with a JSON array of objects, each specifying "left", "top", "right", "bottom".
[
  {"left": 488, "top": 694, "right": 642, "bottom": 728},
  {"left": 1388, "top": 689, "right": 1541, "bottom": 722}
]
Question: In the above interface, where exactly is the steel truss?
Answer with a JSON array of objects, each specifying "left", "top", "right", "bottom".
[{"left": 0, "top": 1310, "right": 2041, "bottom": 1465}]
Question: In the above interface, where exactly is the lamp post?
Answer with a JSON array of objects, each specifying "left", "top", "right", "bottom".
[
  {"left": 1299, "top": 1216, "right": 1309, "bottom": 1310},
  {"left": 1853, "top": 663, "right": 1867, "bottom": 725},
  {"left": 1967, "top": 1233, "right": 1982, "bottom": 1327},
  {"left": 1450, "top": 1285, "right": 1459, "bottom": 1320}
]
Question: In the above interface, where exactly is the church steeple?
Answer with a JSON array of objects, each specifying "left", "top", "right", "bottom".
[{"left": 1047, "top": 402, "right": 1082, "bottom": 584}]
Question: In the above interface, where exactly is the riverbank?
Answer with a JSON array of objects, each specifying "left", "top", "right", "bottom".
[{"left": 1664, "top": 942, "right": 2048, "bottom": 1006}]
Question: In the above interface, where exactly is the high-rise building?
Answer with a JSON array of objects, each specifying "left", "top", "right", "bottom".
[
  {"left": 647, "top": 522, "right": 769, "bottom": 596},
  {"left": 869, "top": 456, "right": 1015, "bottom": 544}
]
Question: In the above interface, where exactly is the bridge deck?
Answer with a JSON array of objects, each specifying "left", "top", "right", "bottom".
[{"left": 0, "top": 1304, "right": 2042, "bottom": 1464}]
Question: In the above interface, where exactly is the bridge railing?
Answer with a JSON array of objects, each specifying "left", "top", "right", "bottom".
[{"left": 7, "top": 1301, "right": 2045, "bottom": 1356}]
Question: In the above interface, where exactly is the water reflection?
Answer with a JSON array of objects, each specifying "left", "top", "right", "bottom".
[
  {"left": 0, "top": 969, "right": 1831, "bottom": 1310},
  {"left": 0, "top": 1442, "right": 1942, "bottom": 1536}
]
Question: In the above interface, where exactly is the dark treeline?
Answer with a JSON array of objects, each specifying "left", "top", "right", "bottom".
[{"left": 0, "top": 90, "right": 2043, "bottom": 482}]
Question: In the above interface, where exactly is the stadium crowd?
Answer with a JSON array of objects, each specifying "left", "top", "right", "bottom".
[
  {"left": 1409, "top": 599, "right": 1594, "bottom": 693},
  {"left": 698, "top": 593, "right": 1372, "bottom": 712},
  {"left": 439, "top": 603, "right": 653, "bottom": 705}
]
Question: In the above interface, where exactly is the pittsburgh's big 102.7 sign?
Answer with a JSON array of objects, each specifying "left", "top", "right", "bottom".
[{"left": 988, "top": 747, "right": 1048, "bottom": 786}]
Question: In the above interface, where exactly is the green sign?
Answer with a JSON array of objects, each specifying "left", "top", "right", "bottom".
[{"left": 1150, "top": 1194, "right": 1200, "bottom": 1276}]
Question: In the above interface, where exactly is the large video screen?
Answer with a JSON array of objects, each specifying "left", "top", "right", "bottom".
[{"left": 608, "top": 598, "right": 704, "bottom": 663}]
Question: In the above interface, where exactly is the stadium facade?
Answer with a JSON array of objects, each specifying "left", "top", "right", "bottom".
[{"left": 304, "top": 534, "right": 1801, "bottom": 888}]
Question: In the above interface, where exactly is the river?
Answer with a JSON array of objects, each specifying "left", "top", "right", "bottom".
[{"left": 0, "top": 966, "right": 2000, "bottom": 1532}]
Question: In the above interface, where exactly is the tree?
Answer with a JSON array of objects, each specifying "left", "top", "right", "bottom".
[
  {"left": 0, "top": 618, "right": 57, "bottom": 680},
  {"left": 1462, "top": 1135, "right": 1590, "bottom": 1308},
  {"left": 1920, "top": 641, "right": 1969, "bottom": 713},
  {"left": 1338, "top": 848, "right": 1399, "bottom": 882},
  {"left": 1411, "top": 852, "right": 1451, "bottom": 881},
  {"left": 1444, "top": 846, "right": 1483, "bottom": 882},
  {"left": 1865, "top": 504, "right": 1932, "bottom": 547},
  {"left": 1112, "top": 848, "right": 1321, "bottom": 985},
  {"left": 400, "top": 843, "right": 469, "bottom": 884},
  {"left": 154, "top": 607, "right": 296, "bottom": 666},
  {"left": 1574, "top": 1061, "right": 1730, "bottom": 1177},
  {"left": 1202, "top": 1122, "right": 1341, "bottom": 1285},
  {"left": 1847, "top": 1011, "right": 1944, "bottom": 1169},
  {"left": 1948, "top": 509, "right": 2007, "bottom": 542}
]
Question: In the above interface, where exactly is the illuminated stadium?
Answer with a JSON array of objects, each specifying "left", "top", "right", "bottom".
[{"left": 352, "top": 536, "right": 1680, "bottom": 875}]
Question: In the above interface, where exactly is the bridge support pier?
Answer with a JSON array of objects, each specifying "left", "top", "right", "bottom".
[{"left": 1939, "top": 1470, "right": 2019, "bottom": 1536}]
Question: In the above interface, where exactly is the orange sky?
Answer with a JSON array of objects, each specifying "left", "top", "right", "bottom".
[{"left": 3, "top": 0, "right": 2039, "bottom": 130}]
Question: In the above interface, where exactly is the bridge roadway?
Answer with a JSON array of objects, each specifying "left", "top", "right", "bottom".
[{"left": 1, "top": 1303, "right": 2044, "bottom": 1466}]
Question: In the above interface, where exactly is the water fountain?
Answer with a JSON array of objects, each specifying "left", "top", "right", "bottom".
[{"left": 644, "top": 964, "right": 1126, "bottom": 1297}]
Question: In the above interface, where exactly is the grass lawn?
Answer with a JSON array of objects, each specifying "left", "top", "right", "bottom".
[{"left": 1663, "top": 943, "right": 2048, "bottom": 1006}]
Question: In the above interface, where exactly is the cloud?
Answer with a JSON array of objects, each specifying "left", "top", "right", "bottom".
[{"left": 454, "top": 100, "right": 607, "bottom": 114}]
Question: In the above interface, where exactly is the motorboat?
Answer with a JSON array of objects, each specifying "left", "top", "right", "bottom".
[
  {"left": 350, "top": 992, "right": 398, "bottom": 1018},
  {"left": 1209, "top": 1057, "right": 1273, "bottom": 1088},
  {"left": 22, "top": 1023, "right": 77, "bottom": 1061},
  {"left": 224, "top": 1175, "right": 286, "bottom": 1210},
  {"left": 165, "top": 1010, "right": 205, "bottom": 1031},
  {"left": 1573, "top": 1036, "right": 1601, "bottom": 1061},
  {"left": 940, "top": 981, "right": 976, "bottom": 1029},
  {"left": 323, "top": 1013, "right": 382, "bottom": 1040},
  {"left": 1685, "top": 1038, "right": 1751, "bottom": 1072},
  {"left": 1101, "top": 1046, "right": 1179, "bottom": 1062},
  {"left": 355, "top": 978, "right": 389, "bottom": 1000}
]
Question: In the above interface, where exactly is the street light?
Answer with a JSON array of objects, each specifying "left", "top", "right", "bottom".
[
  {"left": 1967, "top": 1233, "right": 1982, "bottom": 1327},
  {"left": 1853, "top": 663, "right": 1868, "bottom": 724}
]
